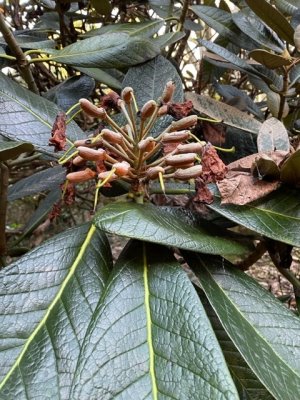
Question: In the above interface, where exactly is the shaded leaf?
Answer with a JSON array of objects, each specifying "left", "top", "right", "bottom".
[
  {"left": 274, "top": 0, "right": 298, "bottom": 15},
  {"left": 75, "top": 67, "right": 122, "bottom": 90},
  {"left": 94, "top": 202, "right": 252, "bottom": 256},
  {"left": 199, "top": 290, "right": 276, "bottom": 400},
  {"left": 0, "top": 72, "right": 83, "bottom": 154},
  {"left": 209, "top": 185, "right": 300, "bottom": 246},
  {"left": 187, "top": 253, "right": 300, "bottom": 400},
  {"left": 91, "top": 0, "right": 111, "bottom": 16},
  {"left": 148, "top": 0, "right": 175, "bottom": 18},
  {"left": 43, "top": 75, "right": 95, "bottom": 111},
  {"left": 82, "top": 20, "right": 164, "bottom": 38},
  {"left": 232, "top": 11, "right": 284, "bottom": 53},
  {"left": 245, "top": 0, "right": 295, "bottom": 44},
  {"left": 0, "top": 141, "right": 34, "bottom": 161},
  {"left": 0, "top": 224, "right": 113, "bottom": 398},
  {"left": 123, "top": 55, "right": 183, "bottom": 107},
  {"left": 50, "top": 33, "right": 160, "bottom": 68},
  {"left": 122, "top": 55, "right": 183, "bottom": 134},
  {"left": 257, "top": 118, "right": 290, "bottom": 152},
  {"left": 8, "top": 166, "right": 66, "bottom": 201},
  {"left": 191, "top": 5, "right": 258, "bottom": 50},
  {"left": 249, "top": 49, "right": 292, "bottom": 69},
  {"left": 253, "top": 154, "right": 281, "bottom": 180},
  {"left": 19, "top": 188, "right": 61, "bottom": 241},
  {"left": 70, "top": 241, "right": 239, "bottom": 399},
  {"left": 200, "top": 40, "right": 283, "bottom": 89},
  {"left": 186, "top": 92, "right": 262, "bottom": 134},
  {"left": 280, "top": 148, "right": 300, "bottom": 184}
]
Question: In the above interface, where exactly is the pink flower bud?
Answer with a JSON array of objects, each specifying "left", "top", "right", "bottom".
[
  {"left": 161, "top": 130, "right": 190, "bottom": 143},
  {"left": 72, "top": 155, "right": 86, "bottom": 166},
  {"left": 165, "top": 153, "right": 197, "bottom": 166},
  {"left": 121, "top": 87, "right": 134, "bottom": 103},
  {"left": 79, "top": 99, "right": 107, "bottom": 119},
  {"left": 176, "top": 142, "right": 204, "bottom": 154},
  {"left": 161, "top": 81, "right": 175, "bottom": 104},
  {"left": 138, "top": 137, "right": 156, "bottom": 152},
  {"left": 101, "top": 129, "right": 124, "bottom": 144},
  {"left": 169, "top": 115, "right": 198, "bottom": 131},
  {"left": 140, "top": 100, "right": 157, "bottom": 120},
  {"left": 98, "top": 171, "right": 118, "bottom": 182},
  {"left": 74, "top": 138, "right": 103, "bottom": 148},
  {"left": 146, "top": 166, "right": 165, "bottom": 179},
  {"left": 113, "top": 161, "right": 130, "bottom": 176},
  {"left": 77, "top": 147, "right": 106, "bottom": 161},
  {"left": 174, "top": 165, "right": 203, "bottom": 180},
  {"left": 66, "top": 168, "right": 96, "bottom": 183}
]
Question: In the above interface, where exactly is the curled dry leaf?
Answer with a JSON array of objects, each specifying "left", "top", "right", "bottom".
[
  {"left": 217, "top": 173, "right": 280, "bottom": 205},
  {"left": 49, "top": 112, "right": 67, "bottom": 152},
  {"left": 217, "top": 150, "right": 288, "bottom": 205},
  {"left": 201, "top": 144, "right": 227, "bottom": 183},
  {"left": 167, "top": 100, "right": 194, "bottom": 119}
]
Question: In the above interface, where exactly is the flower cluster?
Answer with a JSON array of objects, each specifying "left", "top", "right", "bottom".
[{"left": 57, "top": 82, "right": 226, "bottom": 209}]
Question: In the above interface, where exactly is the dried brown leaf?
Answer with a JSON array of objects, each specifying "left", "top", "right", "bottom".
[
  {"left": 49, "top": 112, "right": 67, "bottom": 152},
  {"left": 202, "top": 144, "right": 227, "bottom": 183},
  {"left": 202, "top": 122, "right": 226, "bottom": 146}
]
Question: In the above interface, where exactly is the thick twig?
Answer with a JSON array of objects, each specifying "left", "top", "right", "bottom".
[
  {"left": 0, "top": 12, "right": 39, "bottom": 94},
  {"left": 0, "top": 163, "right": 9, "bottom": 265},
  {"left": 235, "top": 240, "right": 267, "bottom": 271}
]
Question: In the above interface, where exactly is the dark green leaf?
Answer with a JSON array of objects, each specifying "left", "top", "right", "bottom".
[
  {"left": 0, "top": 224, "right": 113, "bottom": 398},
  {"left": 257, "top": 118, "right": 290, "bottom": 152},
  {"left": 199, "top": 39, "right": 283, "bottom": 87},
  {"left": 0, "top": 141, "right": 34, "bottom": 161},
  {"left": 186, "top": 92, "right": 262, "bottom": 134},
  {"left": 8, "top": 166, "right": 65, "bottom": 201},
  {"left": 191, "top": 5, "right": 258, "bottom": 50},
  {"left": 232, "top": 11, "right": 284, "bottom": 53},
  {"left": 122, "top": 55, "right": 183, "bottom": 107},
  {"left": 17, "top": 188, "right": 61, "bottom": 242},
  {"left": 50, "top": 33, "right": 160, "bottom": 68},
  {"left": 91, "top": 0, "right": 111, "bottom": 16},
  {"left": 70, "top": 241, "right": 239, "bottom": 399},
  {"left": 289, "top": 63, "right": 300, "bottom": 86},
  {"left": 280, "top": 149, "right": 300, "bottom": 184},
  {"left": 187, "top": 253, "right": 300, "bottom": 400},
  {"left": 249, "top": 49, "right": 292, "bottom": 69},
  {"left": 82, "top": 20, "right": 164, "bottom": 38},
  {"left": 209, "top": 186, "right": 300, "bottom": 246},
  {"left": 75, "top": 67, "right": 122, "bottom": 89},
  {"left": 43, "top": 75, "right": 95, "bottom": 111},
  {"left": 199, "top": 290, "right": 276, "bottom": 400},
  {"left": 122, "top": 55, "right": 183, "bottom": 134},
  {"left": 0, "top": 72, "right": 83, "bottom": 154},
  {"left": 94, "top": 202, "right": 252, "bottom": 256},
  {"left": 245, "top": 0, "right": 295, "bottom": 44}
]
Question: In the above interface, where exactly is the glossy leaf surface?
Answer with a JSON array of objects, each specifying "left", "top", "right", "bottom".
[
  {"left": 70, "top": 240, "right": 239, "bottom": 399},
  {"left": 187, "top": 253, "right": 300, "bottom": 400},
  {"left": 209, "top": 186, "right": 300, "bottom": 246},
  {"left": 0, "top": 224, "right": 113, "bottom": 398},
  {"left": 0, "top": 72, "right": 83, "bottom": 153},
  {"left": 199, "top": 291, "right": 275, "bottom": 400},
  {"left": 94, "top": 202, "right": 251, "bottom": 256}
]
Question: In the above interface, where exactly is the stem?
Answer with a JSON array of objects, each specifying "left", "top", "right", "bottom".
[
  {"left": 0, "top": 162, "right": 9, "bottom": 265},
  {"left": 66, "top": 102, "right": 80, "bottom": 116},
  {"left": 277, "top": 267, "right": 300, "bottom": 291},
  {"left": 278, "top": 67, "right": 289, "bottom": 121},
  {"left": 0, "top": 13, "right": 39, "bottom": 94}
]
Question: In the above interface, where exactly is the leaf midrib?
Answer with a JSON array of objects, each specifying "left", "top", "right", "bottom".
[
  {"left": 0, "top": 224, "right": 96, "bottom": 391},
  {"left": 200, "top": 261, "right": 300, "bottom": 398}
]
